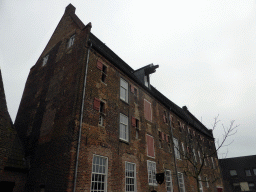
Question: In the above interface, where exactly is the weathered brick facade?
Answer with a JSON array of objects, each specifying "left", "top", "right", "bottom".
[{"left": 14, "top": 4, "right": 224, "bottom": 192}]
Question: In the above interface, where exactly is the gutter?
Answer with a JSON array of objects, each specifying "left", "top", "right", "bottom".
[{"left": 73, "top": 42, "right": 92, "bottom": 192}]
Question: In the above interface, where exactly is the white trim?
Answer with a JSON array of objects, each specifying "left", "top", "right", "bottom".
[
  {"left": 119, "top": 113, "right": 129, "bottom": 142},
  {"left": 198, "top": 175, "right": 203, "bottom": 192},
  {"left": 177, "top": 172, "right": 185, "bottom": 192},
  {"left": 165, "top": 170, "right": 173, "bottom": 192},
  {"left": 147, "top": 160, "right": 157, "bottom": 186},
  {"left": 120, "top": 78, "right": 129, "bottom": 103},
  {"left": 125, "top": 161, "right": 137, "bottom": 192},
  {"left": 91, "top": 154, "right": 108, "bottom": 192},
  {"left": 173, "top": 138, "right": 181, "bottom": 160}
]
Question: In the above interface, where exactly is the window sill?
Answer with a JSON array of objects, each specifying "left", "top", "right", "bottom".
[
  {"left": 101, "top": 81, "right": 107, "bottom": 86},
  {"left": 147, "top": 155, "right": 155, "bottom": 159},
  {"left": 148, "top": 183, "right": 158, "bottom": 187},
  {"left": 119, "top": 139, "right": 129, "bottom": 145},
  {"left": 120, "top": 99, "right": 129, "bottom": 105}
]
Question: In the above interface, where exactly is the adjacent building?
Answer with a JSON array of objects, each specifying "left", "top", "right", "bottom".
[
  {"left": 0, "top": 69, "right": 27, "bottom": 191},
  {"left": 14, "top": 4, "right": 224, "bottom": 192},
  {"left": 219, "top": 155, "right": 256, "bottom": 192}
]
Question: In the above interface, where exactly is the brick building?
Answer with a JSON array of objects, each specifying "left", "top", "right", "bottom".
[
  {"left": 0, "top": 68, "right": 27, "bottom": 191},
  {"left": 14, "top": 4, "right": 224, "bottom": 192},
  {"left": 219, "top": 155, "right": 256, "bottom": 192}
]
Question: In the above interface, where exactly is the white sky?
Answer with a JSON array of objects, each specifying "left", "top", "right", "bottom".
[{"left": 1, "top": 0, "right": 256, "bottom": 158}]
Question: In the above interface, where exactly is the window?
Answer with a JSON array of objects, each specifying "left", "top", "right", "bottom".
[
  {"left": 130, "top": 85, "right": 138, "bottom": 96},
  {"left": 181, "top": 143, "right": 185, "bottom": 157},
  {"left": 147, "top": 160, "right": 157, "bottom": 186},
  {"left": 233, "top": 183, "right": 241, "bottom": 191},
  {"left": 211, "top": 157, "right": 215, "bottom": 169},
  {"left": 99, "top": 115, "right": 104, "bottom": 126},
  {"left": 173, "top": 138, "right": 181, "bottom": 159},
  {"left": 245, "top": 169, "right": 252, "bottom": 176},
  {"left": 146, "top": 134, "right": 155, "bottom": 157},
  {"left": 163, "top": 111, "right": 168, "bottom": 123},
  {"left": 193, "top": 149, "right": 197, "bottom": 163},
  {"left": 97, "top": 60, "right": 107, "bottom": 83},
  {"left": 178, "top": 121, "right": 182, "bottom": 132},
  {"left": 198, "top": 175, "right": 203, "bottom": 192},
  {"left": 249, "top": 183, "right": 255, "bottom": 191},
  {"left": 99, "top": 101, "right": 105, "bottom": 113},
  {"left": 67, "top": 34, "right": 75, "bottom": 48},
  {"left": 198, "top": 151, "right": 202, "bottom": 164},
  {"left": 131, "top": 117, "right": 139, "bottom": 128},
  {"left": 120, "top": 78, "right": 128, "bottom": 102},
  {"left": 178, "top": 172, "right": 185, "bottom": 192},
  {"left": 170, "top": 115, "right": 174, "bottom": 127},
  {"left": 144, "top": 75, "right": 149, "bottom": 87},
  {"left": 94, "top": 98, "right": 105, "bottom": 126},
  {"left": 42, "top": 55, "right": 49, "bottom": 67},
  {"left": 230, "top": 170, "right": 237, "bottom": 176},
  {"left": 125, "top": 162, "right": 136, "bottom": 192},
  {"left": 165, "top": 170, "right": 173, "bottom": 192},
  {"left": 144, "top": 99, "right": 152, "bottom": 121},
  {"left": 91, "top": 155, "right": 108, "bottom": 192},
  {"left": 253, "top": 168, "right": 256, "bottom": 175},
  {"left": 205, "top": 177, "right": 209, "bottom": 188},
  {"left": 120, "top": 113, "right": 129, "bottom": 142},
  {"left": 159, "top": 139, "right": 162, "bottom": 148}
]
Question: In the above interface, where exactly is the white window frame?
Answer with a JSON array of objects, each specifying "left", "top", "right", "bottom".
[
  {"left": 198, "top": 151, "right": 202, "bottom": 164},
  {"left": 198, "top": 175, "right": 203, "bottom": 192},
  {"left": 120, "top": 78, "right": 128, "bottom": 102},
  {"left": 125, "top": 162, "right": 136, "bottom": 192},
  {"left": 91, "top": 155, "right": 108, "bottom": 192},
  {"left": 253, "top": 168, "right": 256, "bottom": 175},
  {"left": 178, "top": 172, "right": 185, "bottom": 192},
  {"left": 144, "top": 75, "right": 149, "bottom": 87},
  {"left": 165, "top": 170, "right": 173, "bottom": 192},
  {"left": 211, "top": 157, "right": 215, "bottom": 169},
  {"left": 147, "top": 160, "right": 157, "bottom": 186},
  {"left": 181, "top": 143, "right": 185, "bottom": 157},
  {"left": 230, "top": 170, "right": 237, "bottom": 176},
  {"left": 67, "top": 34, "right": 75, "bottom": 48},
  {"left": 99, "top": 115, "right": 104, "bottom": 126},
  {"left": 42, "top": 55, "right": 49, "bottom": 67},
  {"left": 193, "top": 149, "right": 197, "bottom": 163},
  {"left": 119, "top": 113, "right": 129, "bottom": 142},
  {"left": 205, "top": 176, "right": 209, "bottom": 188},
  {"left": 173, "top": 138, "right": 181, "bottom": 159},
  {"left": 245, "top": 169, "right": 252, "bottom": 176}
]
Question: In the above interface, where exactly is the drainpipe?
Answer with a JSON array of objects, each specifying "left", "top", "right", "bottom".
[
  {"left": 73, "top": 42, "right": 92, "bottom": 192},
  {"left": 168, "top": 109, "right": 181, "bottom": 192}
]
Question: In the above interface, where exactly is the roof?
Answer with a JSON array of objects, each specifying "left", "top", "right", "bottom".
[
  {"left": 0, "top": 70, "right": 27, "bottom": 172},
  {"left": 89, "top": 32, "right": 213, "bottom": 138},
  {"left": 219, "top": 155, "right": 256, "bottom": 182}
]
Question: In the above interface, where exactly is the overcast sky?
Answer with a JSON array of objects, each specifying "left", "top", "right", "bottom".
[{"left": 1, "top": 0, "right": 256, "bottom": 159}]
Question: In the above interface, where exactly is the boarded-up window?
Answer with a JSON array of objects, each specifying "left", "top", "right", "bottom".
[
  {"left": 97, "top": 60, "right": 103, "bottom": 70},
  {"left": 146, "top": 134, "right": 155, "bottom": 157},
  {"left": 161, "top": 132, "right": 165, "bottom": 140},
  {"left": 144, "top": 99, "right": 152, "bottom": 122},
  {"left": 131, "top": 116, "right": 136, "bottom": 127},
  {"left": 93, "top": 98, "right": 101, "bottom": 111}
]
